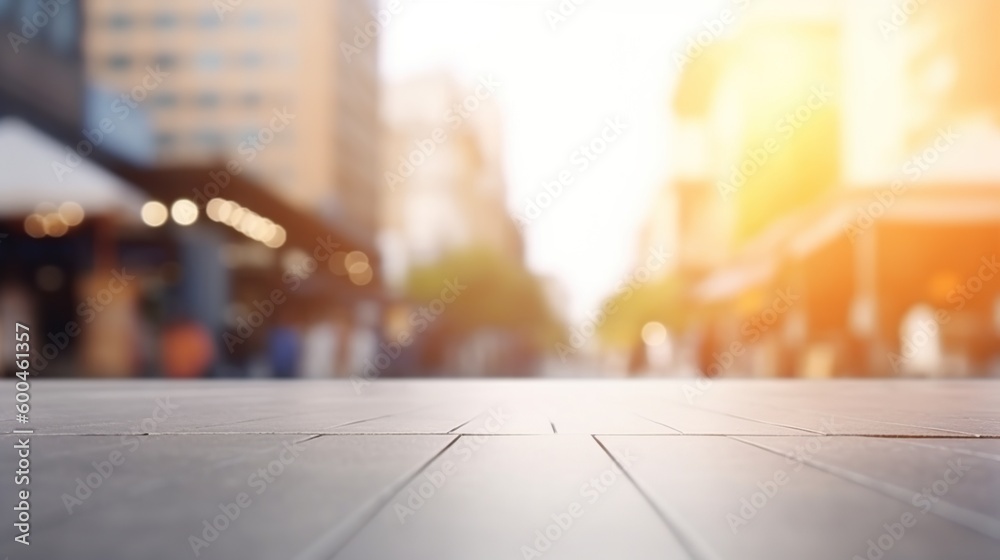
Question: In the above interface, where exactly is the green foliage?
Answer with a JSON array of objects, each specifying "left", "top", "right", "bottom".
[
  {"left": 596, "top": 273, "right": 688, "bottom": 349},
  {"left": 405, "top": 246, "right": 564, "bottom": 346}
]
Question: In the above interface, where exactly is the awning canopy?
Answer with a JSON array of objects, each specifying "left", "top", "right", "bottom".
[
  {"left": 0, "top": 117, "right": 146, "bottom": 219},
  {"left": 694, "top": 183, "right": 1000, "bottom": 304},
  {"left": 103, "top": 156, "right": 384, "bottom": 296},
  {"left": 694, "top": 258, "right": 777, "bottom": 303}
]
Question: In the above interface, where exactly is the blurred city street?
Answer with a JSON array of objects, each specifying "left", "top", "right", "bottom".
[
  {"left": 2, "top": 0, "right": 1000, "bottom": 558},
  {"left": 3, "top": 0, "right": 1000, "bottom": 381},
  {"left": 3, "top": 379, "right": 1000, "bottom": 559}
]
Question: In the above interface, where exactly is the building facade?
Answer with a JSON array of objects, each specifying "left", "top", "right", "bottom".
[
  {"left": 84, "top": 0, "right": 381, "bottom": 235},
  {"left": 380, "top": 72, "right": 522, "bottom": 289},
  {"left": 668, "top": 0, "right": 1000, "bottom": 378},
  {"left": 0, "top": 0, "right": 385, "bottom": 378}
]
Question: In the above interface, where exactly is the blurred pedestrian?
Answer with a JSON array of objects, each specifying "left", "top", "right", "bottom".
[
  {"left": 160, "top": 316, "right": 215, "bottom": 378},
  {"left": 300, "top": 317, "right": 337, "bottom": 378},
  {"left": 267, "top": 310, "right": 301, "bottom": 378}
]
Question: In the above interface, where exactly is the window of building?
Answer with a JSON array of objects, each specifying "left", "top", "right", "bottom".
[
  {"left": 152, "top": 53, "right": 179, "bottom": 71},
  {"left": 240, "top": 92, "right": 262, "bottom": 108},
  {"left": 198, "top": 11, "right": 220, "bottom": 28},
  {"left": 241, "top": 11, "right": 264, "bottom": 27},
  {"left": 238, "top": 125, "right": 261, "bottom": 146},
  {"left": 106, "top": 13, "right": 133, "bottom": 30},
  {"left": 194, "top": 130, "right": 225, "bottom": 149},
  {"left": 196, "top": 52, "right": 223, "bottom": 72},
  {"left": 17, "top": 0, "right": 38, "bottom": 22},
  {"left": 107, "top": 54, "right": 132, "bottom": 71},
  {"left": 239, "top": 52, "right": 264, "bottom": 68},
  {"left": 47, "top": 2, "right": 77, "bottom": 54},
  {"left": 151, "top": 13, "right": 179, "bottom": 29},
  {"left": 154, "top": 132, "right": 178, "bottom": 149},
  {"left": 195, "top": 92, "right": 221, "bottom": 109},
  {"left": 151, "top": 91, "right": 179, "bottom": 108}
]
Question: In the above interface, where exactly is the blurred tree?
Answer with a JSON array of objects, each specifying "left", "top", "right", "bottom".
[
  {"left": 405, "top": 246, "right": 565, "bottom": 364},
  {"left": 596, "top": 273, "right": 688, "bottom": 351}
]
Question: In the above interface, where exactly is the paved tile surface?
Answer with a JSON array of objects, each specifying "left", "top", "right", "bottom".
[{"left": 1, "top": 379, "right": 999, "bottom": 559}]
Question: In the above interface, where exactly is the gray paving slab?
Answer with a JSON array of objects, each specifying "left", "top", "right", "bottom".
[
  {"left": 736, "top": 436, "right": 1000, "bottom": 540},
  {"left": 597, "top": 435, "right": 1000, "bottom": 560},
  {"left": 330, "top": 435, "right": 691, "bottom": 560},
  {"left": 0, "top": 434, "right": 452, "bottom": 560},
  {"left": 0, "top": 379, "right": 998, "bottom": 560}
]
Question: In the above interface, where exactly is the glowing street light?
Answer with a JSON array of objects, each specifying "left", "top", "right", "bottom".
[
  {"left": 58, "top": 202, "right": 85, "bottom": 226},
  {"left": 141, "top": 201, "right": 169, "bottom": 227},
  {"left": 170, "top": 199, "right": 199, "bottom": 226}
]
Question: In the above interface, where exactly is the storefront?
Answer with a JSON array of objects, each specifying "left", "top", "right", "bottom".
[
  {"left": 693, "top": 185, "right": 1000, "bottom": 378},
  {"left": 0, "top": 117, "right": 383, "bottom": 378}
]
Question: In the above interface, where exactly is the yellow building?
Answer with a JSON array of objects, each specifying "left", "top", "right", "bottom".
[
  {"left": 669, "top": 0, "right": 1000, "bottom": 378},
  {"left": 84, "top": 0, "right": 382, "bottom": 235}
]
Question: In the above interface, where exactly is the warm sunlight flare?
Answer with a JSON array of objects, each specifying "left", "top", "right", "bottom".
[{"left": 2, "top": 1, "right": 1000, "bottom": 558}]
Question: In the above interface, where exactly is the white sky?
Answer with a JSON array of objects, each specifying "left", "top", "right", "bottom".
[{"left": 380, "top": 0, "right": 728, "bottom": 318}]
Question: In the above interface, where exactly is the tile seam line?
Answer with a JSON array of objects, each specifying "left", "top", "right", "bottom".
[
  {"left": 592, "top": 435, "right": 724, "bottom": 560},
  {"left": 729, "top": 436, "right": 1000, "bottom": 542},
  {"left": 678, "top": 404, "right": 823, "bottom": 435},
  {"left": 779, "top": 406, "right": 980, "bottom": 437},
  {"left": 15, "top": 432, "right": 1000, "bottom": 438},
  {"left": 633, "top": 413, "right": 684, "bottom": 434},
  {"left": 293, "top": 435, "right": 462, "bottom": 560}
]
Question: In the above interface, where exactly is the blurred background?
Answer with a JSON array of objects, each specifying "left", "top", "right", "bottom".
[{"left": 1, "top": 0, "right": 999, "bottom": 380}]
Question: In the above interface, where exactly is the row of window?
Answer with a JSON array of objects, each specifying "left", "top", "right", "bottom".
[
  {"left": 104, "top": 51, "right": 288, "bottom": 72},
  {"left": 148, "top": 91, "right": 274, "bottom": 109},
  {"left": 0, "top": 0, "right": 78, "bottom": 54},
  {"left": 154, "top": 128, "right": 296, "bottom": 149},
  {"left": 102, "top": 11, "right": 285, "bottom": 30}
]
